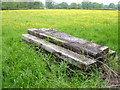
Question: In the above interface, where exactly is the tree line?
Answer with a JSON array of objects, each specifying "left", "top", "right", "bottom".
[
  {"left": 2, "top": 0, "right": 118, "bottom": 10},
  {"left": 2, "top": 2, "right": 44, "bottom": 10}
]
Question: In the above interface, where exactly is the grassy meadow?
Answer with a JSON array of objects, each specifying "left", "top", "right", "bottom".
[{"left": 2, "top": 9, "right": 118, "bottom": 88}]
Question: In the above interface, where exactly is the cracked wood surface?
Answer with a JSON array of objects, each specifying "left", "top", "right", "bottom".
[
  {"left": 22, "top": 34, "right": 96, "bottom": 67},
  {"left": 27, "top": 28, "right": 109, "bottom": 59}
]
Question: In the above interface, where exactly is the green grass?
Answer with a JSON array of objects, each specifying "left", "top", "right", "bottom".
[{"left": 2, "top": 9, "right": 118, "bottom": 88}]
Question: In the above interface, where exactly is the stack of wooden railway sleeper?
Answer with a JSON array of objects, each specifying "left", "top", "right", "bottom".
[{"left": 22, "top": 28, "right": 116, "bottom": 69}]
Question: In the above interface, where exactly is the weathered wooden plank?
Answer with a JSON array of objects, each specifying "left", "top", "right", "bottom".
[
  {"left": 22, "top": 34, "right": 96, "bottom": 68},
  {"left": 27, "top": 28, "right": 109, "bottom": 58}
]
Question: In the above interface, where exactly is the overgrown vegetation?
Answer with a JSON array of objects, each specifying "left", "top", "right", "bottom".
[{"left": 2, "top": 10, "right": 119, "bottom": 88}]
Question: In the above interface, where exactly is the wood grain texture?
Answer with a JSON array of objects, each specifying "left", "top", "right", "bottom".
[
  {"left": 27, "top": 28, "right": 109, "bottom": 59},
  {"left": 22, "top": 34, "right": 97, "bottom": 68}
]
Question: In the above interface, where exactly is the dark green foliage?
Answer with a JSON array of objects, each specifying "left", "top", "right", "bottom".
[
  {"left": 108, "top": 3, "right": 116, "bottom": 9},
  {"left": 68, "top": 2, "right": 78, "bottom": 9},
  {"left": 45, "top": 0, "right": 55, "bottom": 9},
  {"left": 82, "top": 1, "right": 89, "bottom": 9},
  {"left": 2, "top": 2, "right": 44, "bottom": 10},
  {"left": 1, "top": 1, "right": 118, "bottom": 10},
  {"left": 33, "top": 2, "right": 43, "bottom": 9},
  {"left": 55, "top": 2, "right": 68, "bottom": 9}
]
